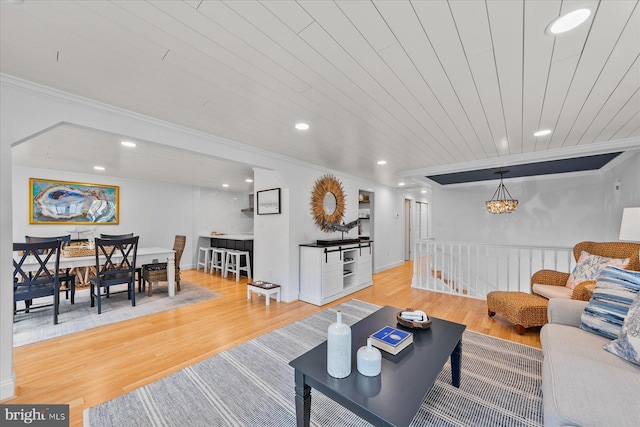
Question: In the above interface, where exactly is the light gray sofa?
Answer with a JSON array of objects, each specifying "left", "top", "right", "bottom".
[{"left": 540, "top": 299, "right": 640, "bottom": 427}]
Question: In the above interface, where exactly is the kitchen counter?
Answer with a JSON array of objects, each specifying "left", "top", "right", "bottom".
[
  {"left": 201, "top": 235, "right": 254, "bottom": 277},
  {"left": 200, "top": 234, "right": 253, "bottom": 240}
]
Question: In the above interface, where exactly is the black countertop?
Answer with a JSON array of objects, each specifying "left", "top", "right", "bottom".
[{"left": 300, "top": 239, "right": 373, "bottom": 248}]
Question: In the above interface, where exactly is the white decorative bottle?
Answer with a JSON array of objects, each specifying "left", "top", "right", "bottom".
[
  {"left": 357, "top": 338, "right": 382, "bottom": 377},
  {"left": 327, "top": 310, "right": 352, "bottom": 378}
]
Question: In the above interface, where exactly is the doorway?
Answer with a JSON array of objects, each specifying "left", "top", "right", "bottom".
[
  {"left": 416, "top": 201, "right": 429, "bottom": 240},
  {"left": 404, "top": 199, "right": 412, "bottom": 261}
]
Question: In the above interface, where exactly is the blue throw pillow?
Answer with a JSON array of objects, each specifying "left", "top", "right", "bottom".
[
  {"left": 605, "top": 292, "right": 640, "bottom": 365},
  {"left": 579, "top": 266, "right": 640, "bottom": 339}
]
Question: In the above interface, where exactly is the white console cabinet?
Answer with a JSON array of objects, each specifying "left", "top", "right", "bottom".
[{"left": 299, "top": 241, "right": 373, "bottom": 306}]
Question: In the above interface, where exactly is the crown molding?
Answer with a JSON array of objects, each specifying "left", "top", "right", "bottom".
[{"left": 2, "top": 73, "right": 394, "bottom": 190}]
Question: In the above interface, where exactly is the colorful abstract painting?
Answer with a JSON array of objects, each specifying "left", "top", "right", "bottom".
[{"left": 30, "top": 178, "right": 119, "bottom": 224}]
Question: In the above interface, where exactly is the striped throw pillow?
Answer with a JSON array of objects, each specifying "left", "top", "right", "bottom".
[{"left": 579, "top": 266, "right": 640, "bottom": 340}]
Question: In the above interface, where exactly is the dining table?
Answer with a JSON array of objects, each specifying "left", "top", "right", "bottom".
[{"left": 14, "top": 247, "right": 177, "bottom": 297}]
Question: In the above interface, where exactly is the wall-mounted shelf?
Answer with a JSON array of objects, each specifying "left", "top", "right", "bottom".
[{"left": 358, "top": 190, "right": 373, "bottom": 240}]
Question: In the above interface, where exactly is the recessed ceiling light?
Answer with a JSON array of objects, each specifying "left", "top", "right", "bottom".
[
  {"left": 546, "top": 9, "right": 591, "bottom": 35},
  {"left": 398, "top": 182, "right": 405, "bottom": 186},
  {"left": 295, "top": 123, "right": 309, "bottom": 130},
  {"left": 377, "top": 160, "right": 387, "bottom": 165},
  {"left": 121, "top": 141, "right": 136, "bottom": 147},
  {"left": 222, "top": 184, "right": 229, "bottom": 188},
  {"left": 534, "top": 129, "right": 552, "bottom": 137},
  {"left": 421, "top": 190, "right": 427, "bottom": 194},
  {"left": 245, "top": 178, "right": 253, "bottom": 183},
  {"left": 94, "top": 166, "right": 105, "bottom": 171}
]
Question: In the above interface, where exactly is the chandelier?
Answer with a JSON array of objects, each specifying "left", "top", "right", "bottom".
[{"left": 486, "top": 171, "right": 518, "bottom": 214}]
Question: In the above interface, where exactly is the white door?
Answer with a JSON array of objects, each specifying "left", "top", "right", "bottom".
[
  {"left": 417, "top": 202, "right": 429, "bottom": 239},
  {"left": 404, "top": 199, "right": 411, "bottom": 261}
]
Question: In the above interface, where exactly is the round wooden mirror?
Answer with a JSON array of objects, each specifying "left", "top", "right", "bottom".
[{"left": 310, "top": 174, "right": 345, "bottom": 232}]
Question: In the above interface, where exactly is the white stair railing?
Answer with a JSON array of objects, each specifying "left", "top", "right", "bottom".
[{"left": 412, "top": 240, "right": 574, "bottom": 300}]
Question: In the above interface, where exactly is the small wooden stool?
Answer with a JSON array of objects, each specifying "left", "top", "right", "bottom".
[
  {"left": 225, "top": 250, "right": 251, "bottom": 282},
  {"left": 197, "top": 247, "right": 213, "bottom": 273},
  {"left": 209, "top": 247, "right": 226, "bottom": 276},
  {"left": 487, "top": 291, "right": 548, "bottom": 335},
  {"left": 247, "top": 281, "right": 280, "bottom": 306}
]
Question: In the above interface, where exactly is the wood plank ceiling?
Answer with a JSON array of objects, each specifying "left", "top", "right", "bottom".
[{"left": 1, "top": 0, "right": 639, "bottom": 189}]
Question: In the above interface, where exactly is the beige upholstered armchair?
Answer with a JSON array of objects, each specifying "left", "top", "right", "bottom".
[{"left": 531, "top": 241, "right": 640, "bottom": 301}]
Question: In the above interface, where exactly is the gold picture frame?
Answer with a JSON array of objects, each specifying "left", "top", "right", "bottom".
[
  {"left": 310, "top": 174, "right": 346, "bottom": 232},
  {"left": 30, "top": 178, "right": 119, "bottom": 224}
]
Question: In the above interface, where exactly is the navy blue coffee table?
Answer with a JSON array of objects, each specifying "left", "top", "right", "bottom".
[{"left": 289, "top": 306, "right": 466, "bottom": 427}]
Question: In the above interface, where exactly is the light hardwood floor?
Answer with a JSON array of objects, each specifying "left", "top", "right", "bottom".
[{"left": 4, "top": 262, "right": 541, "bottom": 426}]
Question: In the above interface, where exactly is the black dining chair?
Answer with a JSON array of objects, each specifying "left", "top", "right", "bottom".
[
  {"left": 13, "top": 240, "right": 62, "bottom": 325},
  {"left": 100, "top": 233, "right": 142, "bottom": 288},
  {"left": 25, "top": 235, "right": 76, "bottom": 304},
  {"left": 90, "top": 236, "right": 139, "bottom": 314}
]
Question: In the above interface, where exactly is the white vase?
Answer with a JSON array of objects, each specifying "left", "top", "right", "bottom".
[
  {"left": 327, "top": 310, "right": 352, "bottom": 378},
  {"left": 357, "top": 338, "right": 382, "bottom": 377}
]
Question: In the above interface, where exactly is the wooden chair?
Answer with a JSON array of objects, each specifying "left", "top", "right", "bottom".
[
  {"left": 25, "top": 235, "right": 76, "bottom": 304},
  {"left": 531, "top": 241, "right": 640, "bottom": 301},
  {"left": 140, "top": 235, "right": 186, "bottom": 296},
  {"left": 90, "top": 236, "right": 139, "bottom": 314},
  {"left": 13, "top": 240, "right": 62, "bottom": 325},
  {"left": 489, "top": 241, "right": 640, "bottom": 334}
]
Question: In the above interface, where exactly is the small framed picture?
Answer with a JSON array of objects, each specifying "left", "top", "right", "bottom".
[{"left": 257, "top": 188, "right": 281, "bottom": 215}]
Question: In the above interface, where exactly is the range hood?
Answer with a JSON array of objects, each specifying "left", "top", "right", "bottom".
[{"left": 241, "top": 194, "right": 254, "bottom": 213}]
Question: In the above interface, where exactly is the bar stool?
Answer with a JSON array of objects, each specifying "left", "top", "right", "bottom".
[
  {"left": 197, "top": 247, "right": 213, "bottom": 273},
  {"left": 209, "top": 247, "right": 226, "bottom": 276},
  {"left": 224, "top": 250, "right": 251, "bottom": 282}
]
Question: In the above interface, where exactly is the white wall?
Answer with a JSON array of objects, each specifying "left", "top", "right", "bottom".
[
  {"left": 12, "top": 165, "right": 193, "bottom": 254},
  {"left": 402, "top": 188, "right": 433, "bottom": 259},
  {"left": 13, "top": 165, "right": 255, "bottom": 270},
  {"left": 253, "top": 168, "right": 290, "bottom": 288},
  {"left": 0, "top": 96, "right": 14, "bottom": 400},
  {"left": 253, "top": 163, "right": 407, "bottom": 302},
  {"left": 603, "top": 151, "right": 640, "bottom": 238},
  {"left": 431, "top": 153, "right": 640, "bottom": 248},
  {"left": 196, "top": 188, "right": 253, "bottom": 237},
  {"left": 371, "top": 186, "right": 407, "bottom": 270}
]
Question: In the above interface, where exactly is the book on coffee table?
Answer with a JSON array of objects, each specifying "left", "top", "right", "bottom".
[{"left": 370, "top": 326, "right": 413, "bottom": 355}]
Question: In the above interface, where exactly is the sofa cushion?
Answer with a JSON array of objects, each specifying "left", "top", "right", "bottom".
[
  {"left": 541, "top": 323, "right": 640, "bottom": 426},
  {"left": 605, "top": 292, "right": 640, "bottom": 365},
  {"left": 541, "top": 324, "right": 622, "bottom": 366},
  {"left": 579, "top": 266, "right": 640, "bottom": 339},
  {"left": 542, "top": 342, "right": 640, "bottom": 427},
  {"left": 532, "top": 283, "right": 572, "bottom": 299},
  {"left": 566, "top": 250, "right": 630, "bottom": 290}
]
